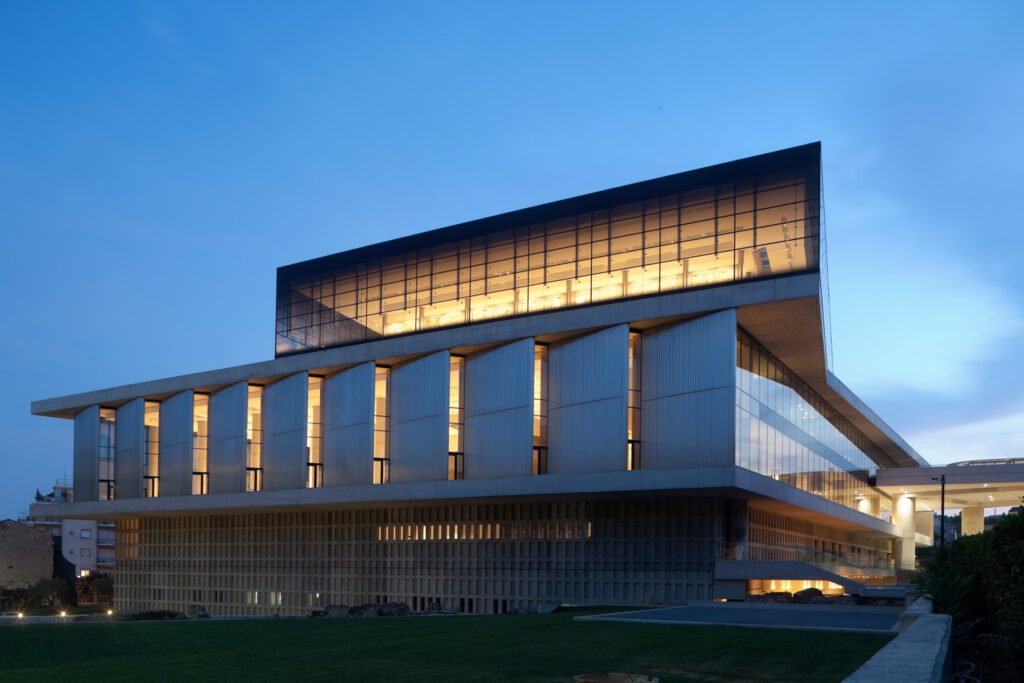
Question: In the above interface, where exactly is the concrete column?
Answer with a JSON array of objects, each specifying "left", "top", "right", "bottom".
[
  {"left": 73, "top": 405, "right": 100, "bottom": 502},
  {"left": 323, "top": 363, "right": 375, "bottom": 487},
  {"left": 114, "top": 397, "right": 145, "bottom": 499},
  {"left": 915, "top": 510, "right": 935, "bottom": 546},
  {"left": 208, "top": 381, "right": 248, "bottom": 494},
  {"left": 962, "top": 506, "right": 985, "bottom": 536},
  {"left": 893, "top": 494, "right": 917, "bottom": 570},
  {"left": 262, "top": 372, "right": 309, "bottom": 491}
]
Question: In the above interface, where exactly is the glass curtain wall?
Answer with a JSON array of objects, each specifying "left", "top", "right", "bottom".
[
  {"left": 277, "top": 167, "right": 819, "bottom": 354},
  {"left": 533, "top": 344, "right": 548, "bottom": 475},
  {"left": 307, "top": 377, "right": 323, "bottom": 488},
  {"left": 143, "top": 401, "right": 160, "bottom": 497},
  {"left": 627, "top": 331, "right": 642, "bottom": 470},
  {"left": 448, "top": 355, "right": 465, "bottom": 480},
  {"left": 736, "top": 329, "right": 892, "bottom": 520},
  {"left": 246, "top": 386, "right": 264, "bottom": 492},
  {"left": 98, "top": 408, "right": 116, "bottom": 500},
  {"left": 192, "top": 394, "right": 209, "bottom": 495},
  {"left": 373, "top": 367, "right": 391, "bottom": 484}
]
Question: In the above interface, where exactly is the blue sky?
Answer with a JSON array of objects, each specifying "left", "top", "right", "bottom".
[{"left": 2, "top": 2, "right": 1022, "bottom": 518}]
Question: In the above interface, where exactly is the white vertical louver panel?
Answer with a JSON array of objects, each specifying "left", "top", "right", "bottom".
[
  {"left": 323, "top": 362, "right": 375, "bottom": 486},
  {"left": 73, "top": 405, "right": 100, "bottom": 502},
  {"left": 158, "top": 390, "right": 194, "bottom": 497},
  {"left": 113, "top": 397, "right": 145, "bottom": 499},
  {"left": 548, "top": 324, "right": 629, "bottom": 474},
  {"left": 641, "top": 309, "right": 737, "bottom": 469},
  {"left": 262, "top": 372, "right": 309, "bottom": 491},
  {"left": 208, "top": 381, "right": 248, "bottom": 494},
  {"left": 389, "top": 350, "right": 449, "bottom": 483},
  {"left": 464, "top": 339, "right": 534, "bottom": 479}
]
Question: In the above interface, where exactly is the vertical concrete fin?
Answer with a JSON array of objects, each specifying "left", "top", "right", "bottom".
[
  {"left": 548, "top": 324, "right": 629, "bottom": 474},
  {"left": 208, "top": 381, "right": 248, "bottom": 494},
  {"left": 73, "top": 405, "right": 100, "bottom": 502},
  {"left": 464, "top": 339, "right": 534, "bottom": 479},
  {"left": 323, "top": 362, "right": 375, "bottom": 486},
  {"left": 262, "top": 372, "right": 309, "bottom": 491},
  {"left": 158, "top": 390, "right": 194, "bottom": 497},
  {"left": 114, "top": 397, "right": 145, "bottom": 499},
  {"left": 641, "top": 309, "right": 738, "bottom": 469},
  {"left": 390, "top": 350, "right": 449, "bottom": 483}
]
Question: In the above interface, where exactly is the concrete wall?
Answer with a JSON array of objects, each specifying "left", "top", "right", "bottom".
[
  {"left": 73, "top": 405, "right": 100, "bottom": 503},
  {"left": 208, "top": 381, "right": 248, "bottom": 494},
  {"left": 642, "top": 310, "right": 738, "bottom": 469},
  {"left": 390, "top": 351, "right": 449, "bottom": 483},
  {"left": 262, "top": 372, "right": 309, "bottom": 491},
  {"left": 158, "top": 390, "right": 194, "bottom": 497},
  {"left": 114, "top": 398, "right": 145, "bottom": 499},
  {"left": 548, "top": 324, "right": 629, "bottom": 474},
  {"left": 962, "top": 506, "right": 985, "bottom": 535},
  {"left": 323, "top": 363, "right": 375, "bottom": 486},
  {"left": 464, "top": 339, "right": 534, "bottom": 479}
]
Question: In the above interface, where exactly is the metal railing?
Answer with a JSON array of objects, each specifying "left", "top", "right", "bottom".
[{"left": 718, "top": 542, "right": 895, "bottom": 573}]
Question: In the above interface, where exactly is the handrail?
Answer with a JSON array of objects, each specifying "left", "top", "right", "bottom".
[
  {"left": 718, "top": 541, "right": 895, "bottom": 572},
  {"left": 950, "top": 457, "right": 1024, "bottom": 467}
]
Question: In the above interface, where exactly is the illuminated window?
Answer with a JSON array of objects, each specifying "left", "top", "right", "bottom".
[
  {"left": 373, "top": 366, "right": 390, "bottom": 484},
  {"left": 246, "top": 385, "right": 264, "bottom": 492},
  {"left": 307, "top": 376, "right": 323, "bottom": 488},
  {"left": 192, "top": 394, "right": 209, "bottom": 495},
  {"left": 627, "top": 331, "right": 641, "bottom": 470},
  {"left": 98, "top": 408, "right": 116, "bottom": 500},
  {"left": 533, "top": 343, "right": 548, "bottom": 475},
  {"left": 448, "top": 355, "right": 465, "bottom": 480},
  {"left": 276, "top": 167, "right": 819, "bottom": 355},
  {"left": 143, "top": 401, "right": 160, "bottom": 497}
]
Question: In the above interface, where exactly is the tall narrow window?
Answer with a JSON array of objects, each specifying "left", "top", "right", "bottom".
[
  {"left": 98, "top": 408, "right": 116, "bottom": 500},
  {"left": 628, "top": 330, "right": 642, "bottom": 470},
  {"left": 373, "top": 366, "right": 391, "bottom": 484},
  {"left": 307, "top": 376, "right": 323, "bottom": 488},
  {"left": 246, "top": 385, "right": 264, "bottom": 492},
  {"left": 192, "top": 394, "right": 209, "bottom": 495},
  {"left": 533, "top": 343, "right": 548, "bottom": 475},
  {"left": 448, "top": 354, "right": 465, "bottom": 480},
  {"left": 143, "top": 401, "right": 160, "bottom": 497}
]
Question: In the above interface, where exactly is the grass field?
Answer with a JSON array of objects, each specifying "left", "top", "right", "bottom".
[{"left": 0, "top": 607, "right": 890, "bottom": 682}]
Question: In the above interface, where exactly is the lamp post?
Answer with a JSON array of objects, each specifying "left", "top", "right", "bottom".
[{"left": 931, "top": 474, "right": 946, "bottom": 549}]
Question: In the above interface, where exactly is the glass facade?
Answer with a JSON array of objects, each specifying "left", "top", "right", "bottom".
[
  {"left": 627, "top": 331, "right": 641, "bottom": 470},
  {"left": 98, "top": 408, "right": 116, "bottom": 500},
  {"left": 736, "top": 329, "right": 892, "bottom": 520},
  {"left": 532, "top": 344, "right": 548, "bottom": 475},
  {"left": 247, "top": 385, "right": 264, "bottom": 492},
  {"left": 276, "top": 166, "right": 819, "bottom": 355},
  {"left": 373, "top": 367, "right": 390, "bottom": 484},
  {"left": 307, "top": 377, "right": 323, "bottom": 488},
  {"left": 448, "top": 355, "right": 465, "bottom": 480},
  {"left": 143, "top": 401, "right": 160, "bottom": 497},
  {"left": 192, "top": 394, "right": 209, "bottom": 495}
]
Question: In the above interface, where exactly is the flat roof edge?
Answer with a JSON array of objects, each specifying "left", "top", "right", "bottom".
[{"left": 825, "top": 372, "right": 930, "bottom": 468}]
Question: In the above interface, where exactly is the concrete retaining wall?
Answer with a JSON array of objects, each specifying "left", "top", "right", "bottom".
[{"left": 844, "top": 600, "right": 952, "bottom": 683}]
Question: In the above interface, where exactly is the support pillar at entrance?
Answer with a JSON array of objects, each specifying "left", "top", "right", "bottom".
[
  {"left": 961, "top": 506, "right": 985, "bottom": 536},
  {"left": 893, "top": 494, "right": 917, "bottom": 570}
]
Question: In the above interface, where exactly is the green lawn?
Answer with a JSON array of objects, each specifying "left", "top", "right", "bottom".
[{"left": 0, "top": 608, "right": 889, "bottom": 682}]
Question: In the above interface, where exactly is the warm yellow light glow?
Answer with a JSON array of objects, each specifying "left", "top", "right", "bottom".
[
  {"left": 59, "top": 611, "right": 67, "bottom": 617},
  {"left": 16, "top": 612, "right": 23, "bottom": 619},
  {"left": 106, "top": 609, "right": 114, "bottom": 616}
]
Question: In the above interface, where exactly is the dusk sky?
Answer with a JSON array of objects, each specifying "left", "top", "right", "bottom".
[{"left": 2, "top": 2, "right": 1022, "bottom": 519}]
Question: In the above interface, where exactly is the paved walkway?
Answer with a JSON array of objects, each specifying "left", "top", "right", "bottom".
[{"left": 576, "top": 603, "right": 901, "bottom": 633}]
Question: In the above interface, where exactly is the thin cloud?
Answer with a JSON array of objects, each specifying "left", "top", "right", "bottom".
[{"left": 909, "top": 409, "right": 1024, "bottom": 465}]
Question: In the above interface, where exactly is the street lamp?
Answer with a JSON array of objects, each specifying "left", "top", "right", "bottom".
[{"left": 930, "top": 474, "right": 946, "bottom": 549}]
